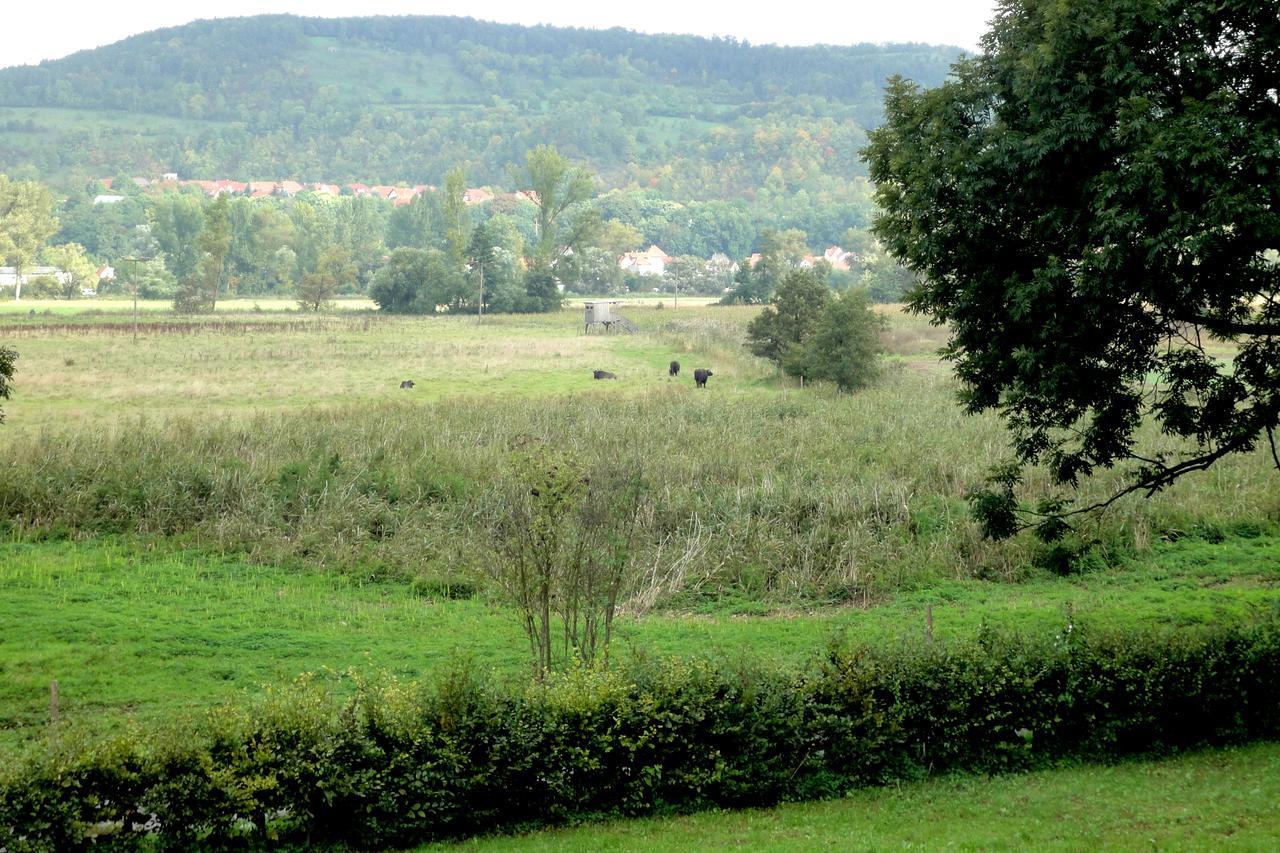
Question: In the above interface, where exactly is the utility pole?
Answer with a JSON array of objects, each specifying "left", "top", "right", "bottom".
[
  {"left": 478, "top": 262, "right": 484, "bottom": 324},
  {"left": 121, "top": 257, "right": 148, "bottom": 343}
]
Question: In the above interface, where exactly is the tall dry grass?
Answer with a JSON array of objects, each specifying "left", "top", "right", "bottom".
[{"left": 2, "top": 367, "right": 1274, "bottom": 610}]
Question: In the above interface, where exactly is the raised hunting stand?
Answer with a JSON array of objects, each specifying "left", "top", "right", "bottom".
[{"left": 583, "top": 300, "right": 637, "bottom": 334}]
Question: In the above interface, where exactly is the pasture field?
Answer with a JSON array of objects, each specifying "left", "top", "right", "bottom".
[
  {"left": 441, "top": 742, "right": 1280, "bottom": 851},
  {"left": 0, "top": 531, "right": 1276, "bottom": 752},
  {"left": 0, "top": 296, "right": 377, "bottom": 316},
  {"left": 0, "top": 301, "right": 1277, "bottom": 844},
  {"left": 0, "top": 303, "right": 768, "bottom": 433}
]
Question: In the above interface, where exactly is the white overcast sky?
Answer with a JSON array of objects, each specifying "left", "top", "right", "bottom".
[{"left": 2, "top": 1, "right": 998, "bottom": 69}]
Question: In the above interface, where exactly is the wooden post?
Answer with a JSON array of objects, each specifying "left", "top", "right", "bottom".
[
  {"left": 925, "top": 604, "right": 934, "bottom": 643},
  {"left": 50, "top": 679, "right": 59, "bottom": 723}
]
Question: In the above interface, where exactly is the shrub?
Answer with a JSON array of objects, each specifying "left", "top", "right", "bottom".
[{"left": 4, "top": 618, "right": 1278, "bottom": 849}]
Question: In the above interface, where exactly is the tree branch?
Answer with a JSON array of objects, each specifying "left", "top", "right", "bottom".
[{"left": 1182, "top": 314, "right": 1280, "bottom": 337}]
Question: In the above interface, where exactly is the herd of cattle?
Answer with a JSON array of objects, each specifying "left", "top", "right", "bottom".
[
  {"left": 594, "top": 361, "right": 713, "bottom": 387},
  {"left": 398, "top": 361, "right": 714, "bottom": 390}
]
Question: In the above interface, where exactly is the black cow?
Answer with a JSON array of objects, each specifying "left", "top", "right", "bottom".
[
  {"left": 399, "top": 380, "right": 416, "bottom": 389},
  {"left": 669, "top": 360, "right": 680, "bottom": 377},
  {"left": 593, "top": 370, "right": 617, "bottom": 380},
  {"left": 694, "top": 368, "right": 713, "bottom": 388}
]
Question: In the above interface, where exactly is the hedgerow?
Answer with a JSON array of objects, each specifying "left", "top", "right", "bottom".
[{"left": 3, "top": 619, "right": 1278, "bottom": 850}]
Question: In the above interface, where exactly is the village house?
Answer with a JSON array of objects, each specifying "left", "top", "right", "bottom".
[
  {"left": 93, "top": 194, "right": 126, "bottom": 205},
  {"left": 0, "top": 266, "right": 73, "bottom": 288},
  {"left": 618, "top": 245, "right": 671, "bottom": 277},
  {"left": 463, "top": 187, "right": 494, "bottom": 205},
  {"left": 822, "top": 245, "right": 856, "bottom": 271}
]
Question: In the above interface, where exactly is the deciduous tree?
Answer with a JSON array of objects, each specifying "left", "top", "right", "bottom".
[
  {"left": 864, "top": 0, "right": 1280, "bottom": 539},
  {"left": 745, "top": 269, "right": 831, "bottom": 365},
  {"left": 0, "top": 344, "right": 15, "bottom": 424},
  {"left": 521, "top": 145, "right": 598, "bottom": 271},
  {"left": 0, "top": 175, "right": 58, "bottom": 302},
  {"left": 790, "top": 289, "right": 885, "bottom": 392}
]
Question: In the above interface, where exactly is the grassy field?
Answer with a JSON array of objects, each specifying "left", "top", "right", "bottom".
[
  {"left": 1, "top": 300, "right": 1277, "bottom": 842},
  {"left": 1, "top": 530, "right": 1275, "bottom": 752},
  {"left": 0, "top": 303, "right": 764, "bottom": 432},
  {"left": 0, "top": 296, "right": 377, "bottom": 315},
  {"left": 439, "top": 742, "right": 1280, "bottom": 851}
]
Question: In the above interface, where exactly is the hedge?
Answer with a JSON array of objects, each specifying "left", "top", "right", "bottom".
[{"left": 3, "top": 620, "right": 1279, "bottom": 850}]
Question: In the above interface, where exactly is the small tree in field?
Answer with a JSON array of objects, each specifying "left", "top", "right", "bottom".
[
  {"left": 790, "top": 289, "right": 885, "bottom": 392},
  {"left": 0, "top": 344, "right": 15, "bottom": 424},
  {"left": 297, "top": 246, "right": 357, "bottom": 312},
  {"left": 745, "top": 269, "right": 831, "bottom": 366},
  {"left": 487, "top": 444, "right": 644, "bottom": 678}
]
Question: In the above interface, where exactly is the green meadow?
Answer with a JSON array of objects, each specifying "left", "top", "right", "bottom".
[
  {"left": 0, "top": 301, "right": 1277, "bottom": 844},
  {"left": 1, "top": 531, "right": 1276, "bottom": 753},
  {"left": 439, "top": 742, "right": 1280, "bottom": 851}
]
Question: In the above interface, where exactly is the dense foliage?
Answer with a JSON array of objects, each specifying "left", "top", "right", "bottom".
[
  {"left": 864, "top": 0, "right": 1280, "bottom": 538},
  {"left": 0, "top": 344, "right": 14, "bottom": 424},
  {"left": 790, "top": 289, "right": 886, "bottom": 392},
  {"left": 0, "top": 16, "right": 958, "bottom": 250},
  {"left": 745, "top": 269, "right": 832, "bottom": 364},
  {"left": 745, "top": 270, "right": 885, "bottom": 390},
  {"left": 4, "top": 619, "right": 1278, "bottom": 848}
]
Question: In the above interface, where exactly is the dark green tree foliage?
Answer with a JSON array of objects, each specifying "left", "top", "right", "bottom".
[
  {"left": 0, "top": 345, "right": 15, "bottom": 425},
  {"left": 386, "top": 191, "right": 443, "bottom": 250},
  {"left": 864, "top": 0, "right": 1280, "bottom": 538},
  {"left": 466, "top": 218, "right": 525, "bottom": 312},
  {"left": 297, "top": 246, "right": 356, "bottom": 311},
  {"left": 721, "top": 229, "right": 811, "bottom": 305},
  {"left": 368, "top": 247, "right": 462, "bottom": 314},
  {"left": 174, "top": 195, "right": 230, "bottom": 313},
  {"left": 150, "top": 194, "right": 205, "bottom": 281},
  {"left": 745, "top": 269, "right": 832, "bottom": 365},
  {"left": 523, "top": 269, "right": 562, "bottom": 313},
  {"left": 791, "top": 289, "right": 886, "bottom": 392},
  {"left": 5, "top": 621, "right": 1280, "bottom": 848},
  {"left": 54, "top": 192, "right": 147, "bottom": 260}
]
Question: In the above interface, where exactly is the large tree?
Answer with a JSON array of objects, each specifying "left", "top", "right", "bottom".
[
  {"left": 864, "top": 0, "right": 1280, "bottom": 539},
  {"left": 521, "top": 145, "right": 598, "bottom": 271},
  {"left": 174, "top": 195, "right": 231, "bottom": 313},
  {"left": 745, "top": 269, "right": 832, "bottom": 366},
  {"left": 0, "top": 175, "right": 58, "bottom": 302}
]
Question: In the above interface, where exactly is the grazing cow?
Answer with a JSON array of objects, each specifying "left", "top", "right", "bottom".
[
  {"left": 399, "top": 380, "right": 415, "bottom": 389},
  {"left": 694, "top": 368, "right": 713, "bottom": 388},
  {"left": 669, "top": 360, "right": 680, "bottom": 377},
  {"left": 593, "top": 370, "right": 617, "bottom": 380}
]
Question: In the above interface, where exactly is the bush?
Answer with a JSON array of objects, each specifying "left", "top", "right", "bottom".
[
  {"left": 788, "top": 288, "right": 885, "bottom": 392},
  {"left": 5, "top": 618, "right": 1279, "bottom": 849}
]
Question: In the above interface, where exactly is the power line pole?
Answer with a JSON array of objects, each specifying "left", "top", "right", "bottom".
[{"left": 121, "top": 257, "right": 147, "bottom": 344}]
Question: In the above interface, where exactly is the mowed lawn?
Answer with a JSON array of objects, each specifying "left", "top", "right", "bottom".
[
  {"left": 1, "top": 532, "right": 1275, "bottom": 753},
  {"left": 436, "top": 742, "right": 1280, "bottom": 851}
]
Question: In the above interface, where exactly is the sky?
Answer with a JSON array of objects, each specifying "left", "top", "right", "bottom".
[{"left": 1, "top": 1, "right": 998, "bottom": 69}]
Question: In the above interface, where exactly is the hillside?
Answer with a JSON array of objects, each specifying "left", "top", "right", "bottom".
[{"left": 0, "top": 15, "right": 959, "bottom": 201}]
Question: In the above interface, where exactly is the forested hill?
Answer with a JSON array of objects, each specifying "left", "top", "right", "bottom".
[{"left": 0, "top": 15, "right": 959, "bottom": 197}]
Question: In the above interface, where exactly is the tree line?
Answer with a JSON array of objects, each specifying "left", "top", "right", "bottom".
[{"left": 4, "top": 145, "right": 919, "bottom": 312}]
